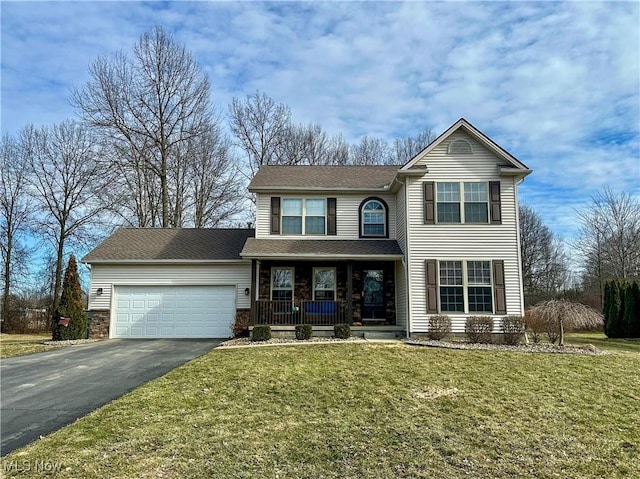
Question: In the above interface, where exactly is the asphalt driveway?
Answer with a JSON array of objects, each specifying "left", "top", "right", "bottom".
[{"left": 0, "top": 339, "right": 222, "bottom": 455}]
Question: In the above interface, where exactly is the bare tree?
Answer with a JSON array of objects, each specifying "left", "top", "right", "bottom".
[
  {"left": 73, "top": 26, "right": 213, "bottom": 227},
  {"left": 574, "top": 187, "right": 640, "bottom": 308},
  {"left": 183, "top": 125, "right": 244, "bottom": 228},
  {"left": 519, "top": 205, "right": 569, "bottom": 306},
  {"left": 0, "top": 133, "right": 32, "bottom": 321},
  {"left": 24, "top": 121, "right": 108, "bottom": 322},
  {"left": 229, "top": 90, "right": 291, "bottom": 179},
  {"left": 393, "top": 127, "right": 435, "bottom": 165},
  {"left": 350, "top": 136, "right": 392, "bottom": 165}
]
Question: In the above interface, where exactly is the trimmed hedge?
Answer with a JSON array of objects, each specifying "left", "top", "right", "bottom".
[
  {"left": 251, "top": 325, "right": 271, "bottom": 342},
  {"left": 427, "top": 315, "right": 451, "bottom": 340},
  {"left": 295, "top": 324, "right": 313, "bottom": 340},
  {"left": 465, "top": 316, "right": 493, "bottom": 343},
  {"left": 501, "top": 315, "right": 525, "bottom": 345},
  {"left": 334, "top": 323, "right": 351, "bottom": 339}
]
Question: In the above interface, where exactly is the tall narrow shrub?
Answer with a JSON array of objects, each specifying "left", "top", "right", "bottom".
[
  {"left": 603, "top": 281, "right": 612, "bottom": 336},
  {"left": 623, "top": 281, "right": 640, "bottom": 338},
  {"left": 606, "top": 280, "right": 622, "bottom": 338},
  {"left": 52, "top": 255, "right": 88, "bottom": 341}
]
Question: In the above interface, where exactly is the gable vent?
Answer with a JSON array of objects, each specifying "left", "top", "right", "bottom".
[{"left": 448, "top": 139, "right": 473, "bottom": 155}]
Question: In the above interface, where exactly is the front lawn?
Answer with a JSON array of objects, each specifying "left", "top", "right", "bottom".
[
  {"left": 564, "top": 332, "right": 640, "bottom": 354},
  {"left": 3, "top": 343, "right": 639, "bottom": 478},
  {"left": 0, "top": 333, "right": 52, "bottom": 358}
]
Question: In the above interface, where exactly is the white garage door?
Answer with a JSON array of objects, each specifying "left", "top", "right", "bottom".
[{"left": 112, "top": 285, "right": 236, "bottom": 338}]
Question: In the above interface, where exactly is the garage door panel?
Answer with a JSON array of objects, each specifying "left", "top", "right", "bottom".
[{"left": 112, "top": 285, "right": 236, "bottom": 338}]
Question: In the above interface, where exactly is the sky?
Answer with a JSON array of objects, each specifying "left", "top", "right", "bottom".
[{"left": 1, "top": 0, "right": 639, "bottom": 249}]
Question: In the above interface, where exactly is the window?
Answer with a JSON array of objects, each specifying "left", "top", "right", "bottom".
[
  {"left": 467, "top": 261, "right": 493, "bottom": 312},
  {"left": 313, "top": 268, "right": 336, "bottom": 300},
  {"left": 282, "top": 199, "right": 303, "bottom": 234},
  {"left": 271, "top": 268, "right": 294, "bottom": 301},
  {"left": 361, "top": 199, "right": 387, "bottom": 237},
  {"left": 436, "top": 182, "right": 489, "bottom": 224},
  {"left": 305, "top": 199, "right": 326, "bottom": 235},
  {"left": 282, "top": 198, "right": 326, "bottom": 235},
  {"left": 438, "top": 260, "right": 493, "bottom": 313},
  {"left": 436, "top": 183, "right": 461, "bottom": 223},
  {"left": 439, "top": 261, "right": 464, "bottom": 312},
  {"left": 464, "top": 183, "right": 488, "bottom": 223}
]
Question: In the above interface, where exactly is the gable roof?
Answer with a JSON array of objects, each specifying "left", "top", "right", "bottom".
[
  {"left": 241, "top": 238, "right": 403, "bottom": 259},
  {"left": 248, "top": 165, "right": 399, "bottom": 191},
  {"left": 82, "top": 228, "right": 254, "bottom": 263},
  {"left": 400, "top": 118, "right": 532, "bottom": 176}
]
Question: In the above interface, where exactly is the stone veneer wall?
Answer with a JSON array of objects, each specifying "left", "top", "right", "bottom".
[{"left": 89, "top": 309, "right": 111, "bottom": 339}]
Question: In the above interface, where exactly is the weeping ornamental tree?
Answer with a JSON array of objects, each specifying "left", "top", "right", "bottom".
[
  {"left": 52, "top": 255, "right": 87, "bottom": 341},
  {"left": 529, "top": 300, "right": 603, "bottom": 346}
]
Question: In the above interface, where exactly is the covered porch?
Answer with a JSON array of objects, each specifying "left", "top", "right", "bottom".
[{"left": 241, "top": 238, "right": 405, "bottom": 329}]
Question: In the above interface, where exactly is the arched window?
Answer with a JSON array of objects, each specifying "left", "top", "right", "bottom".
[{"left": 360, "top": 198, "right": 388, "bottom": 237}]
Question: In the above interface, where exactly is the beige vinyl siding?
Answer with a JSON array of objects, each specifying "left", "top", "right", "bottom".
[
  {"left": 255, "top": 192, "right": 397, "bottom": 239},
  {"left": 88, "top": 263, "right": 252, "bottom": 311},
  {"left": 394, "top": 260, "right": 407, "bottom": 331},
  {"left": 406, "top": 130, "right": 524, "bottom": 332},
  {"left": 395, "top": 182, "right": 407, "bottom": 254}
]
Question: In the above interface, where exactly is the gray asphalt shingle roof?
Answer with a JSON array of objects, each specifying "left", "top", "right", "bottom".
[
  {"left": 240, "top": 238, "right": 403, "bottom": 258},
  {"left": 82, "top": 228, "right": 255, "bottom": 262},
  {"left": 248, "top": 165, "right": 399, "bottom": 190}
]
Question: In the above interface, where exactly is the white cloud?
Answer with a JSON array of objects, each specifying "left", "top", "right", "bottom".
[{"left": 1, "top": 0, "right": 638, "bottom": 242}]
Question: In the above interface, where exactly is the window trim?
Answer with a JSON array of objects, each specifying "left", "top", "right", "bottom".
[
  {"left": 270, "top": 267, "right": 294, "bottom": 301},
  {"left": 281, "top": 198, "right": 327, "bottom": 235},
  {"left": 436, "top": 260, "right": 494, "bottom": 314},
  {"left": 358, "top": 197, "right": 389, "bottom": 238},
  {"left": 312, "top": 267, "right": 337, "bottom": 301},
  {"left": 435, "top": 182, "right": 489, "bottom": 225}
]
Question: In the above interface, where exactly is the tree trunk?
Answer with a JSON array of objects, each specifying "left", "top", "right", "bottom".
[
  {"left": 2, "top": 233, "right": 11, "bottom": 326},
  {"left": 50, "top": 232, "right": 66, "bottom": 330}
]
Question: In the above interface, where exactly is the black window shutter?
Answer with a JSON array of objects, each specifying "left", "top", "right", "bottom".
[
  {"left": 327, "top": 198, "right": 337, "bottom": 235},
  {"left": 424, "top": 182, "right": 435, "bottom": 224},
  {"left": 489, "top": 181, "right": 502, "bottom": 224},
  {"left": 425, "top": 259, "right": 438, "bottom": 313},
  {"left": 270, "top": 197, "right": 281, "bottom": 234},
  {"left": 493, "top": 260, "right": 506, "bottom": 314}
]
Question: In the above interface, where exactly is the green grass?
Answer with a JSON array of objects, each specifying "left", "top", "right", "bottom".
[
  {"left": 0, "top": 333, "right": 53, "bottom": 358},
  {"left": 3, "top": 343, "right": 639, "bottom": 478},
  {"left": 564, "top": 332, "right": 640, "bottom": 354}
]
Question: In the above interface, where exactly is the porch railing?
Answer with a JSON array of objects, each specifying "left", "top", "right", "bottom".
[{"left": 254, "top": 300, "right": 348, "bottom": 326}]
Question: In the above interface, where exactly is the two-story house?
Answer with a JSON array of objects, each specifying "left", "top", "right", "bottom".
[{"left": 83, "top": 119, "right": 531, "bottom": 339}]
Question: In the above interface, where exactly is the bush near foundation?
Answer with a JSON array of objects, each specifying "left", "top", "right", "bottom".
[
  {"left": 334, "top": 323, "right": 351, "bottom": 339},
  {"left": 501, "top": 316, "right": 525, "bottom": 345},
  {"left": 251, "top": 325, "right": 271, "bottom": 342},
  {"left": 427, "top": 315, "right": 451, "bottom": 340},
  {"left": 465, "top": 316, "right": 493, "bottom": 344},
  {"left": 295, "top": 324, "right": 313, "bottom": 340}
]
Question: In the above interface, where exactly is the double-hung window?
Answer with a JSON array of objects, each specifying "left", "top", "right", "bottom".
[
  {"left": 271, "top": 267, "right": 294, "bottom": 301},
  {"left": 466, "top": 261, "right": 493, "bottom": 312},
  {"left": 313, "top": 267, "right": 336, "bottom": 300},
  {"left": 436, "top": 182, "right": 489, "bottom": 224},
  {"left": 282, "top": 198, "right": 326, "bottom": 235},
  {"left": 438, "top": 260, "right": 493, "bottom": 313},
  {"left": 439, "top": 261, "right": 464, "bottom": 312}
]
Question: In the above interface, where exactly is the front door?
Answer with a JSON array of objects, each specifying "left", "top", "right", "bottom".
[{"left": 362, "top": 269, "right": 385, "bottom": 320}]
